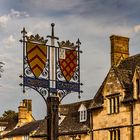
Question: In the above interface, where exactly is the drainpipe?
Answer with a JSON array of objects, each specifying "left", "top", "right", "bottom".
[
  {"left": 89, "top": 110, "right": 93, "bottom": 140},
  {"left": 130, "top": 101, "right": 134, "bottom": 140}
]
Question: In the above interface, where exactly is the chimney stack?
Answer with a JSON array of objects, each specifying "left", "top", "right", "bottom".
[
  {"left": 110, "top": 35, "right": 129, "bottom": 67},
  {"left": 17, "top": 99, "right": 34, "bottom": 127}
]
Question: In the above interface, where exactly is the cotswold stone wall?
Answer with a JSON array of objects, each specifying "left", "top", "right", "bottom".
[{"left": 93, "top": 68, "right": 132, "bottom": 140}]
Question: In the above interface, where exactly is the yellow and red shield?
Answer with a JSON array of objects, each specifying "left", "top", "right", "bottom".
[
  {"left": 59, "top": 49, "right": 77, "bottom": 81},
  {"left": 26, "top": 42, "right": 47, "bottom": 78}
]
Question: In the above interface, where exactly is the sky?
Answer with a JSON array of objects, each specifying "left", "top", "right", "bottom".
[{"left": 0, "top": 0, "right": 140, "bottom": 119}]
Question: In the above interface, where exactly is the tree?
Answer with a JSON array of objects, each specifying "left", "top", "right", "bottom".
[{"left": 0, "top": 110, "right": 18, "bottom": 122}]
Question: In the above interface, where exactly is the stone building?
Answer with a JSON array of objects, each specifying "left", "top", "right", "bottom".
[
  {"left": 90, "top": 35, "right": 140, "bottom": 140},
  {"left": 2, "top": 35, "right": 140, "bottom": 140},
  {"left": 59, "top": 35, "right": 140, "bottom": 140}
]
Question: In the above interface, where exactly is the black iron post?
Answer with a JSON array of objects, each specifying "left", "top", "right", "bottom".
[
  {"left": 20, "top": 23, "right": 81, "bottom": 140},
  {"left": 47, "top": 96, "right": 59, "bottom": 140}
]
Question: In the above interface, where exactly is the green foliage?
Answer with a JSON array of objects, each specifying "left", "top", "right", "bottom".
[{"left": 0, "top": 110, "right": 18, "bottom": 122}]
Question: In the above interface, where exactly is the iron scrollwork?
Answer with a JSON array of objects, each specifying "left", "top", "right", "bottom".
[{"left": 20, "top": 25, "right": 82, "bottom": 103}]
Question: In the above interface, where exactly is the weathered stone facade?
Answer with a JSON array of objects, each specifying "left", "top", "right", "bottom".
[{"left": 90, "top": 35, "right": 140, "bottom": 140}]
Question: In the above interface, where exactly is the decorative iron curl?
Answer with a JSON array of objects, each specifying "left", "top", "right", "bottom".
[
  {"left": 25, "top": 67, "right": 32, "bottom": 76},
  {"left": 41, "top": 61, "right": 49, "bottom": 78},
  {"left": 57, "top": 90, "right": 71, "bottom": 101},
  {"left": 36, "top": 87, "right": 49, "bottom": 97},
  {"left": 56, "top": 62, "right": 64, "bottom": 80}
]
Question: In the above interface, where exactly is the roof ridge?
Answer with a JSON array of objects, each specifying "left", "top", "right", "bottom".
[
  {"left": 119, "top": 53, "right": 140, "bottom": 64},
  {"left": 60, "top": 99, "right": 92, "bottom": 106}
]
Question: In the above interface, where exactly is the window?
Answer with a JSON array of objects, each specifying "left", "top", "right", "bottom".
[
  {"left": 0, "top": 126, "right": 6, "bottom": 131},
  {"left": 80, "top": 110, "right": 87, "bottom": 122},
  {"left": 8, "top": 137, "right": 13, "bottom": 140},
  {"left": 108, "top": 96, "right": 119, "bottom": 114},
  {"left": 78, "top": 104, "right": 87, "bottom": 122},
  {"left": 23, "top": 136, "right": 29, "bottom": 140},
  {"left": 109, "top": 129, "right": 120, "bottom": 140},
  {"left": 136, "top": 79, "right": 140, "bottom": 98}
]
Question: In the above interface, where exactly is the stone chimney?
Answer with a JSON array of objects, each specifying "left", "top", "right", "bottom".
[
  {"left": 17, "top": 99, "right": 34, "bottom": 127},
  {"left": 110, "top": 35, "right": 129, "bottom": 66},
  {"left": 23, "top": 99, "right": 32, "bottom": 114}
]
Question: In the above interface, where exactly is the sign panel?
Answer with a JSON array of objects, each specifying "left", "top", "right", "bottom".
[
  {"left": 57, "top": 81, "right": 80, "bottom": 92},
  {"left": 26, "top": 42, "right": 47, "bottom": 78},
  {"left": 59, "top": 49, "right": 77, "bottom": 81},
  {"left": 24, "top": 77, "right": 49, "bottom": 88}
]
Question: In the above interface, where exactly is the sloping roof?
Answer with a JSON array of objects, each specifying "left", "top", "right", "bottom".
[
  {"left": 90, "top": 54, "right": 140, "bottom": 109},
  {"left": 4, "top": 121, "right": 17, "bottom": 131},
  {"left": 32, "top": 100, "right": 92, "bottom": 137},
  {"left": 3, "top": 120, "right": 42, "bottom": 137},
  {"left": 0, "top": 121, "right": 8, "bottom": 127},
  {"left": 118, "top": 54, "right": 140, "bottom": 70},
  {"left": 59, "top": 99, "right": 92, "bottom": 115},
  {"left": 31, "top": 119, "right": 47, "bottom": 137},
  {"left": 59, "top": 100, "right": 92, "bottom": 135}
]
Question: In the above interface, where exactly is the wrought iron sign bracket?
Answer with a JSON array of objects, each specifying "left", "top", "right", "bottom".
[{"left": 19, "top": 23, "right": 83, "bottom": 103}]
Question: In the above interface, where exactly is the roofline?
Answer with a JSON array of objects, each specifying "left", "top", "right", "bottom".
[
  {"left": 58, "top": 130, "right": 88, "bottom": 136},
  {"left": 31, "top": 130, "right": 89, "bottom": 137},
  {"left": 60, "top": 99, "right": 92, "bottom": 107}
]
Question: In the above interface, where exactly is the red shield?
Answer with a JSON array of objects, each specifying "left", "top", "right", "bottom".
[
  {"left": 59, "top": 49, "right": 77, "bottom": 81},
  {"left": 26, "top": 42, "right": 47, "bottom": 78}
]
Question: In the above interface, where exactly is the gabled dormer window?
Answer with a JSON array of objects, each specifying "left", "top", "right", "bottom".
[{"left": 78, "top": 104, "right": 87, "bottom": 122}]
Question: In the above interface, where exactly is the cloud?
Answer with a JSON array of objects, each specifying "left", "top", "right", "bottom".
[
  {"left": 33, "top": 21, "right": 50, "bottom": 31},
  {"left": 0, "top": 15, "right": 9, "bottom": 28},
  {"left": 0, "top": 0, "right": 140, "bottom": 119},
  {"left": 2, "top": 35, "right": 16, "bottom": 48},
  {"left": 0, "top": 9, "right": 29, "bottom": 30},
  {"left": 9, "top": 9, "right": 29, "bottom": 18},
  {"left": 134, "top": 24, "right": 140, "bottom": 33}
]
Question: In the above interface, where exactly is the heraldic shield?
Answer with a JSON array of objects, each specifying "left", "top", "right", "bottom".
[
  {"left": 59, "top": 41, "right": 77, "bottom": 81},
  {"left": 26, "top": 42, "right": 47, "bottom": 78}
]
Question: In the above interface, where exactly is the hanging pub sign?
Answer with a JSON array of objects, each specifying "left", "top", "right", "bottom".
[
  {"left": 20, "top": 24, "right": 82, "bottom": 101},
  {"left": 56, "top": 40, "right": 81, "bottom": 95}
]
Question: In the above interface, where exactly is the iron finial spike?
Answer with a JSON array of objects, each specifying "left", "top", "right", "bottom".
[
  {"left": 51, "top": 23, "right": 55, "bottom": 37},
  {"left": 21, "top": 27, "right": 27, "bottom": 34},
  {"left": 76, "top": 38, "right": 81, "bottom": 46}
]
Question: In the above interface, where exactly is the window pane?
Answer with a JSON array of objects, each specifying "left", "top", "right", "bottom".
[
  {"left": 136, "top": 79, "right": 139, "bottom": 97},
  {"left": 113, "top": 98, "right": 116, "bottom": 113},
  {"left": 110, "top": 98, "right": 112, "bottom": 114},
  {"left": 118, "top": 129, "right": 120, "bottom": 140},
  {"left": 117, "top": 97, "right": 119, "bottom": 113},
  {"left": 110, "top": 131, "right": 112, "bottom": 140}
]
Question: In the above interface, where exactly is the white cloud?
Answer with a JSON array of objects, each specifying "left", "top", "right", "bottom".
[
  {"left": 9, "top": 9, "right": 29, "bottom": 18},
  {"left": 3, "top": 35, "right": 16, "bottom": 47},
  {"left": 0, "top": 15, "right": 10, "bottom": 28},
  {"left": 134, "top": 24, "right": 140, "bottom": 33},
  {"left": 0, "top": 9, "right": 29, "bottom": 30},
  {"left": 33, "top": 21, "right": 50, "bottom": 31}
]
